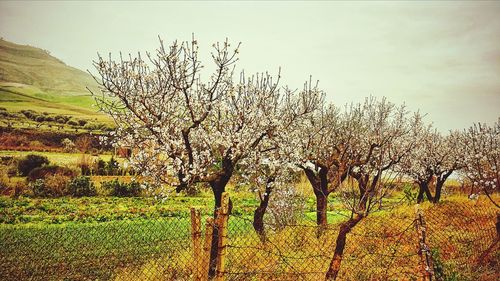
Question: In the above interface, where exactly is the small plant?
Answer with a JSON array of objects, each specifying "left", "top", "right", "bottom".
[
  {"left": 68, "top": 176, "right": 96, "bottom": 197},
  {"left": 403, "top": 184, "right": 417, "bottom": 205},
  {"left": 431, "top": 248, "right": 463, "bottom": 281},
  {"left": 17, "top": 154, "right": 50, "bottom": 176}
]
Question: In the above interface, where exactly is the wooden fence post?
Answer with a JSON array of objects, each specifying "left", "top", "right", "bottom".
[
  {"left": 201, "top": 217, "right": 214, "bottom": 281},
  {"left": 215, "top": 192, "right": 230, "bottom": 281},
  {"left": 191, "top": 208, "right": 202, "bottom": 281},
  {"left": 415, "top": 205, "right": 434, "bottom": 281}
]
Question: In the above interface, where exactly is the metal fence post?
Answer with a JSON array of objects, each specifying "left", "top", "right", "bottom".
[
  {"left": 415, "top": 205, "right": 434, "bottom": 281},
  {"left": 215, "top": 192, "right": 230, "bottom": 281},
  {"left": 191, "top": 208, "right": 202, "bottom": 281}
]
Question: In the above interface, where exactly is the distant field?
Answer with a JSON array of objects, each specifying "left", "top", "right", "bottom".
[
  {"left": 0, "top": 83, "right": 112, "bottom": 123},
  {"left": 0, "top": 150, "right": 118, "bottom": 167}
]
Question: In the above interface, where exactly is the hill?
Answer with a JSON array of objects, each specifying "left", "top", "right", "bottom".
[{"left": 0, "top": 38, "right": 109, "bottom": 122}]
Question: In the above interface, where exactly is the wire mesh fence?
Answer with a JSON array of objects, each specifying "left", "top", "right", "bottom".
[{"left": 0, "top": 196, "right": 498, "bottom": 281}]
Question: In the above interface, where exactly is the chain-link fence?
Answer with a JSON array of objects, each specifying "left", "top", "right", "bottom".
[{"left": 0, "top": 196, "right": 498, "bottom": 281}]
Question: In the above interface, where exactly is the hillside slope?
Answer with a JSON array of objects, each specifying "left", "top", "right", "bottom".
[{"left": 0, "top": 38, "right": 108, "bottom": 121}]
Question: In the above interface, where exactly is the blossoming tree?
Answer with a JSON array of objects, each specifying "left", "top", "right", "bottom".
[
  {"left": 296, "top": 102, "right": 365, "bottom": 235},
  {"left": 398, "top": 128, "right": 464, "bottom": 203},
  {"left": 90, "top": 37, "right": 321, "bottom": 276},
  {"left": 460, "top": 119, "right": 499, "bottom": 207},
  {"left": 326, "top": 97, "right": 422, "bottom": 280}
]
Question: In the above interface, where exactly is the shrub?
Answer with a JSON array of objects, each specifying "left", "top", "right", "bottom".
[
  {"left": 35, "top": 115, "right": 45, "bottom": 122},
  {"left": 67, "top": 120, "right": 78, "bottom": 126},
  {"left": 106, "top": 156, "right": 119, "bottom": 175},
  {"left": 61, "top": 138, "right": 76, "bottom": 152},
  {"left": 96, "top": 159, "right": 106, "bottom": 175},
  {"left": 27, "top": 165, "right": 77, "bottom": 181},
  {"left": 266, "top": 187, "right": 306, "bottom": 231},
  {"left": 17, "top": 154, "right": 50, "bottom": 176},
  {"left": 21, "top": 110, "right": 35, "bottom": 119},
  {"left": 68, "top": 176, "right": 96, "bottom": 197},
  {"left": 0, "top": 170, "right": 12, "bottom": 195},
  {"left": 78, "top": 119, "right": 88, "bottom": 126},
  {"left": 84, "top": 123, "right": 98, "bottom": 130},
  {"left": 29, "top": 140, "right": 45, "bottom": 148},
  {"left": 1, "top": 134, "right": 30, "bottom": 147},
  {"left": 102, "top": 179, "right": 142, "bottom": 197},
  {"left": 55, "top": 116, "right": 67, "bottom": 124},
  {"left": 77, "top": 154, "right": 95, "bottom": 176},
  {"left": 44, "top": 175, "right": 71, "bottom": 197},
  {"left": 75, "top": 135, "right": 93, "bottom": 153},
  {"left": 30, "top": 179, "right": 48, "bottom": 197}
]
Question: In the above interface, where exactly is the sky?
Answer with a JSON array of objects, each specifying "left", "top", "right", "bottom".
[{"left": 0, "top": 1, "right": 499, "bottom": 131}]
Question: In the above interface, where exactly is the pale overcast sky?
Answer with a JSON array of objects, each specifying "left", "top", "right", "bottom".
[{"left": 0, "top": 1, "right": 499, "bottom": 131}]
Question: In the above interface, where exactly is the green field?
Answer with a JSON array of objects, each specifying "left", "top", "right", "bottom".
[{"left": 0, "top": 150, "right": 118, "bottom": 167}]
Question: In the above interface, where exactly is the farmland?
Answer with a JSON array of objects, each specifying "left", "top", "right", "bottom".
[{"left": 0, "top": 6, "right": 499, "bottom": 280}]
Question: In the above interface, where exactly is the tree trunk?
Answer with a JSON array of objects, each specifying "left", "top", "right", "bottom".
[
  {"left": 433, "top": 180, "right": 443, "bottom": 203},
  {"left": 303, "top": 166, "right": 331, "bottom": 235},
  {"left": 208, "top": 175, "right": 232, "bottom": 278},
  {"left": 433, "top": 172, "right": 452, "bottom": 203},
  {"left": 417, "top": 183, "right": 434, "bottom": 203},
  {"left": 417, "top": 186, "right": 425, "bottom": 203},
  {"left": 253, "top": 183, "right": 272, "bottom": 242},
  {"left": 325, "top": 214, "right": 364, "bottom": 280},
  {"left": 315, "top": 191, "right": 328, "bottom": 237},
  {"left": 315, "top": 192, "right": 328, "bottom": 226}
]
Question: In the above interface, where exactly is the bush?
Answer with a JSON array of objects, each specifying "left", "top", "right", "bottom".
[
  {"left": 61, "top": 138, "right": 76, "bottom": 152},
  {"left": 1, "top": 134, "right": 30, "bottom": 147},
  {"left": 44, "top": 175, "right": 71, "bottom": 197},
  {"left": 17, "top": 154, "right": 50, "bottom": 176},
  {"left": 21, "top": 110, "right": 36, "bottom": 119},
  {"left": 106, "top": 156, "right": 119, "bottom": 175},
  {"left": 30, "top": 179, "right": 48, "bottom": 197},
  {"left": 67, "top": 120, "right": 78, "bottom": 126},
  {"left": 267, "top": 187, "right": 306, "bottom": 231},
  {"left": 78, "top": 119, "right": 88, "bottom": 126},
  {"left": 102, "top": 179, "right": 142, "bottom": 197},
  {"left": 68, "top": 176, "right": 96, "bottom": 197},
  {"left": 27, "top": 165, "right": 77, "bottom": 181},
  {"left": 77, "top": 154, "right": 95, "bottom": 176},
  {"left": 75, "top": 135, "right": 93, "bottom": 153},
  {"left": 55, "top": 116, "right": 66, "bottom": 124},
  {"left": 96, "top": 159, "right": 106, "bottom": 175},
  {"left": 29, "top": 175, "right": 71, "bottom": 198}
]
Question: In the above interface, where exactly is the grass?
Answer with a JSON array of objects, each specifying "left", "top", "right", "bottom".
[{"left": 0, "top": 217, "right": 192, "bottom": 280}]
